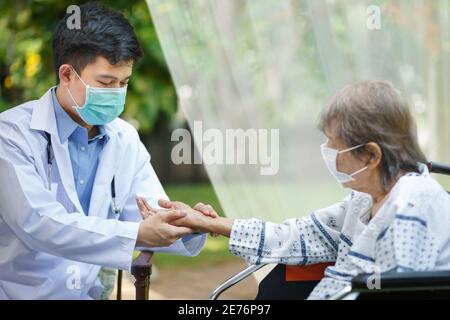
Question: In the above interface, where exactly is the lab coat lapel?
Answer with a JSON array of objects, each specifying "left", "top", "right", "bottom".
[
  {"left": 87, "top": 125, "right": 122, "bottom": 218},
  {"left": 51, "top": 136, "right": 85, "bottom": 215},
  {"left": 30, "top": 87, "right": 85, "bottom": 215}
]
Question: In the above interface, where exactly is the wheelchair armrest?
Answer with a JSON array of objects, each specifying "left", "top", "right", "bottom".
[
  {"left": 351, "top": 270, "right": 450, "bottom": 292},
  {"left": 428, "top": 161, "right": 450, "bottom": 175},
  {"left": 209, "top": 264, "right": 268, "bottom": 300},
  {"left": 130, "top": 251, "right": 154, "bottom": 300}
]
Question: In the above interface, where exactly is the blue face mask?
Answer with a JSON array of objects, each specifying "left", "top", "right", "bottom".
[{"left": 66, "top": 68, "right": 127, "bottom": 125}]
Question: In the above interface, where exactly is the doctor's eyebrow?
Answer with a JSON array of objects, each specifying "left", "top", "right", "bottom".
[{"left": 97, "top": 74, "right": 131, "bottom": 81}]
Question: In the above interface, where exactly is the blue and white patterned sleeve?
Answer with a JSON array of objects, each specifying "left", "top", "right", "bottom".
[{"left": 229, "top": 194, "right": 352, "bottom": 265}]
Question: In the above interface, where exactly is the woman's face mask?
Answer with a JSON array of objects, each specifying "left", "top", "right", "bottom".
[
  {"left": 66, "top": 68, "right": 127, "bottom": 125},
  {"left": 320, "top": 141, "right": 368, "bottom": 185}
]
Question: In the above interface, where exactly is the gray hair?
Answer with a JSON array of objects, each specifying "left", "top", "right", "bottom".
[{"left": 318, "top": 80, "right": 427, "bottom": 191}]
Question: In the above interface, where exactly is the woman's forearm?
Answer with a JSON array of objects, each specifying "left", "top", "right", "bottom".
[{"left": 203, "top": 216, "right": 234, "bottom": 237}]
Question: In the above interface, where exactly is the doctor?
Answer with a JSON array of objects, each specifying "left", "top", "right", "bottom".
[{"left": 0, "top": 3, "right": 205, "bottom": 299}]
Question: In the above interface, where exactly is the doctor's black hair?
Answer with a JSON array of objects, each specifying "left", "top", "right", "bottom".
[{"left": 52, "top": 2, "right": 143, "bottom": 82}]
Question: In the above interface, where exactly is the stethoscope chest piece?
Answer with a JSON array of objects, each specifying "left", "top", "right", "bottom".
[{"left": 111, "top": 176, "right": 121, "bottom": 219}]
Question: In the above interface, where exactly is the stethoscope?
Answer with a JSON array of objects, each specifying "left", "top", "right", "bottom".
[{"left": 45, "top": 132, "right": 121, "bottom": 218}]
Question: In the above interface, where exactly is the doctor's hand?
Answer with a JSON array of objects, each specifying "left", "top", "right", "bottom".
[
  {"left": 159, "top": 199, "right": 220, "bottom": 237},
  {"left": 137, "top": 198, "right": 219, "bottom": 236},
  {"left": 168, "top": 206, "right": 233, "bottom": 238},
  {"left": 136, "top": 210, "right": 194, "bottom": 247}
]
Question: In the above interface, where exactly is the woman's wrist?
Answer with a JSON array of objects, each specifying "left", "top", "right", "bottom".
[{"left": 205, "top": 216, "right": 233, "bottom": 238}]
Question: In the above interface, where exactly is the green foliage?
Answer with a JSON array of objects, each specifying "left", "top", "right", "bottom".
[
  {"left": 152, "top": 236, "right": 237, "bottom": 269},
  {"left": 165, "top": 183, "right": 224, "bottom": 216},
  {"left": 0, "top": 0, "right": 176, "bottom": 132}
]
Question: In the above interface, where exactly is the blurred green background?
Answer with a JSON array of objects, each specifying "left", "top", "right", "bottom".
[{"left": 0, "top": 0, "right": 176, "bottom": 132}]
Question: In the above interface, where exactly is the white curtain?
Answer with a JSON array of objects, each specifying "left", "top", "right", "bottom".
[{"left": 146, "top": 0, "right": 450, "bottom": 222}]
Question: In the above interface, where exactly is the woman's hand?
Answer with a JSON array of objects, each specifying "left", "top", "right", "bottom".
[
  {"left": 137, "top": 197, "right": 218, "bottom": 218},
  {"left": 136, "top": 197, "right": 233, "bottom": 238},
  {"left": 137, "top": 197, "right": 220, "bottom": 236},
  {"left": 158, "top": 199, "right": 219, "bottom": 218},
  {"left": 136, "top": 197, "right": 157, "bottom": 219},
  {"left": 192, "top": 202, "right": 218, "bottom": 218},
  {"left": 159, "top": 199, "right": 220, "bottom": 237},
  {"left": 136, "top": 198, "right": 211, "bottom": 232}
]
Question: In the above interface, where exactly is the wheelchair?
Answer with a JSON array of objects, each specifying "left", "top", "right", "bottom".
[
  {"left": 123, "top": 162, "right": 450, "bottom": 300},
  {"left": 208, "top": 161, "right": 450, "bottom": 300}
]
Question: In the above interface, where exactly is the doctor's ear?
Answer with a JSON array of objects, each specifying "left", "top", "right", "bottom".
[
  {"left": 58, "top": 64, "right": 75, "bottom": 86},
  {"left": 364, "top": 142, "right": 382, "bottom": 169}
]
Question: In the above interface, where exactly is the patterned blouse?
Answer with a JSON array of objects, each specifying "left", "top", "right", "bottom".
[{"left": 228, "top": 163, "right": 450, "bottom": 299}]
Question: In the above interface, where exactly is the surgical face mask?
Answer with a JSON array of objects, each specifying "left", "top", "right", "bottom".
[
  {"left": 320, "top": 141, "right": 368, "bottom": 184},
  {"left": 66, "top": 68, "right": 127, "bottom": 125}
]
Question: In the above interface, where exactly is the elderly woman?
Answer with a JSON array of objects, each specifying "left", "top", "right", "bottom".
[{"left": 138, "top": 81, "right": 450, "bottom": 300}]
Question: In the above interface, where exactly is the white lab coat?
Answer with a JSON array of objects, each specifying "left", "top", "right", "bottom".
[{"left": 0, "top": 88, "right": 206, "bottom": 299}]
